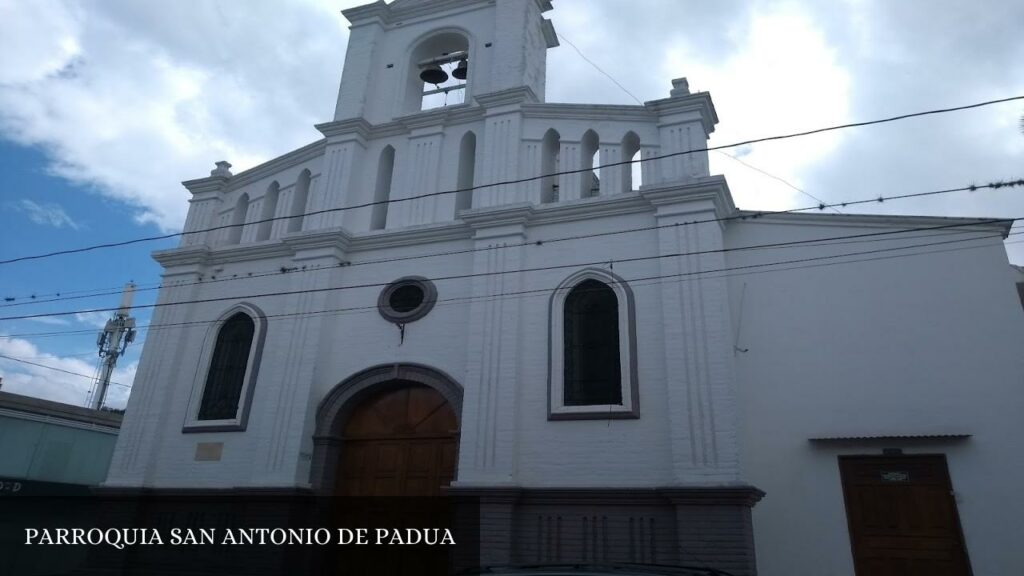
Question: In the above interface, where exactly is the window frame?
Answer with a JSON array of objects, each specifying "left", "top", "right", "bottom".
[
  {"left": 183, "top": 303, "right": 267, "bottom": 433},
  {"left": 548, "top": 268, "right": 639, "bottom": 420}
]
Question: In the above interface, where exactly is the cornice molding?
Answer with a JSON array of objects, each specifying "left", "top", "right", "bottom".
[
  {"left": 152, "top": 245, "right": 211, "bottom": 268},
  {"left": 343, "top": 0, "right": 494, "bottom": 28},
  {"left": 659, "top": 485, "right": 765, "bottom": 507},
  {"left": 340, "top": 1, "right": 388, "bottom": 26},
  {"left": 315, "top": 118, "right": 372, "bottom": 140},
  {"left": 445, "top": 485, "right": 766, "bottom": 508},
  {"left": 321, "top": 106, "right": 485, "bottom": 141},
  {"left": 645, "top": 91, "right": 719, "bottom": 134},
  {"left": 349, "top": 221, "right": 474, "bottom": 250},
  {"left": 541, "top": 18, "right": 558, "bottom": 48},
  {"left": 641, "top": 175, "right": 736, "bottom": 222},
  {"left": 521, "top": 102, "right": 653, "bottom": 122},
  {"left": 530, "top": 192, "right": 651, "bottom": 225},
  {"left": 224, "top": 139, "right": 326, "bottom": 191},
  {"left": 459, "top": 202, "right": 535, "bottom": 230},
  {"left": 181, "top": 175, "right": 229, "bottom": 196},
  {"left": 473, "top": 86, "right": 539, "bottom": 109}
]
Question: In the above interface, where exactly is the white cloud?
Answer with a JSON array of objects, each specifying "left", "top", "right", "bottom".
[
  {"left": 74, "top": 311, "right": 110, "bottom": 329},
  {"left": 13, "top": 199, "right": 81, "bottom": 229},
  {"left": 0, "top": 0, "right": 350, "bottom": 231},
  {"left": 0, "top": 0, "right": 83, "bottom": 85},
  {"left": 0, "top": 337, "right": 135, "bottom": 409},
  {"left": 664, "top": 6, "right": 852, "bottom": 211},
  {"left": 24, "top": 315, "right": 72, "bottom": 326}
]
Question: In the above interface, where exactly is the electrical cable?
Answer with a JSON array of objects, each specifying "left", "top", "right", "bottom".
[
  {"left": 553, "top": 31, "right": 840, "bottom": 216},
  {"left": 0, "top": 216, "right": 1013, "bottom": 322},
  {"left": 4, "top": 232, "right": 1021, "bottom": 342},
  {"left": 2, "top": 94, "right": 1021, "bottom": 266},
  {"left": 3, "top": 178, "right": 1019, "bottom": 308},
  {"left": 713, "top": 150, "right": 842, "bottom": 214},
  {"left": 0, "top": 353, "right": 131, "bottom": 389}
]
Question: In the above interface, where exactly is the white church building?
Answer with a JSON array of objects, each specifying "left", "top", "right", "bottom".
[{"left": 104, "top": 1, "right": 1024, "bottom": 574}]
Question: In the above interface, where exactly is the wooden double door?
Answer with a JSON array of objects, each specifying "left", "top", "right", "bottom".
[
  {"left": 840, "top": 455, "right": 971, "bottom": 576},
  {"left": 336, "top": 385, "right": 458, "bottom": 497}
]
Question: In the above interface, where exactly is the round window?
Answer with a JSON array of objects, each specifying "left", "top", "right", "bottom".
[{"left": 378, "top": 276, "right": 437, "bottom": 324}]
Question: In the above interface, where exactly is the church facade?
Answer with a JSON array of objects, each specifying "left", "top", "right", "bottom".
[{"left": 105, "top": 1, "right": 1024, "bottom": 574}]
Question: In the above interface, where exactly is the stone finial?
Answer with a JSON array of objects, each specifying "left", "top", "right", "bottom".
[
  {"left": 211, "top": 161, "right": 233, "bottom": 178},
  {"left": 670, "top": 77, "right": 690, "bottom": 97}
]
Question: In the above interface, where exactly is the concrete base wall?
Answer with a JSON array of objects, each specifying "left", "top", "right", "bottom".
[{"left": 449, "top": 485, "right": 764, "bottom": 575}]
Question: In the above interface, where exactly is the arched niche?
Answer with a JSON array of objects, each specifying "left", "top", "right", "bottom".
[
  {"left": 621, "top": 131, "right": 641, "bottom": 192},
  {"left": 581, "top": 129, "right": 600, "bottom": 198},
  {"left": 541, "top": 128, "right": 561, "bottom": 203},
  {"left": 370, "top": 145, "right": 395, "bottom": 230},
  {"left": 455, "top": 131, "right": 476, "bottom": 213},
  {"left": 227, "top": 193, "right": 249, "bottom": 244},
  {"left": 256, "top": 181, "right": 279, "bottom": 241},
  {"left": 287, "top": 169, "right": 311, "bottom": 233}
]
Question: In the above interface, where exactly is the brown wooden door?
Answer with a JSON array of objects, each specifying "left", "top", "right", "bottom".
[
  {"left": 840, "top": 455, "right": 971, "bottom": 576},
  {"left": 336, "top": 385, "right": 457, "bottom": 497}
]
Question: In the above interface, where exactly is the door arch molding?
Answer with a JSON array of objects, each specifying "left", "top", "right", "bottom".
[{"left": 310, "top": 363, "right": 463, "bottom": 493}]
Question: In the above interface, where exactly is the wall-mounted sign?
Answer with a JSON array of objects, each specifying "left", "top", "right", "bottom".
[{"left": 880, "top": 471, "right": 910, "bottom": 482}]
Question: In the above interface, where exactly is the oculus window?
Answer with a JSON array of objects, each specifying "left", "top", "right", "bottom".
[{"left": 378, "top": 276, "right": 438, "bottom": 324}]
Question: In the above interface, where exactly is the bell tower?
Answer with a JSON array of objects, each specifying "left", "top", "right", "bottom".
[{"left": 333, "top": 0, "right": 558, "bottom": 124}]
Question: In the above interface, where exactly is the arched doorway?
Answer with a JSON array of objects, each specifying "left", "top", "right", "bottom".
[
  {"left": 311, "top": 363, "right": 463, "bottom": 495},
  {"left": 337, "top": 385, "right": 457, "bottom": 496}
]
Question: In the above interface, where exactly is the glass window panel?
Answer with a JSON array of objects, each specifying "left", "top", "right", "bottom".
[
  {"left": 563, "top": 279, "right": 622, "bottom": 406},
  {"left": 198, "top": 313, "right": 255, "bottom": 420}
]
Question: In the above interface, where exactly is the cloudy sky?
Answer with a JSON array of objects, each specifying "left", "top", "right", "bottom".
[{"left": 1, "top": 0, "right": 1022, "bottom": 407}]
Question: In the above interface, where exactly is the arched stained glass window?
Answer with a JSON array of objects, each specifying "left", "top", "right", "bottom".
[
  {"left": 563, "top": 279, "right": 622, "bottom": 406},
  {"left": 198, "top": 312, "right": 255, "bottom": 421}
]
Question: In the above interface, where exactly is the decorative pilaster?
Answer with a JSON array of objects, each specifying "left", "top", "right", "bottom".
[
  {"left": 556, "top": 140, "right": 581, "bottom": 202},
  {"left": 477, "top": 113, "right": 523, "bottom": 208},
  {"left": 455, "top": 205, "right": 533, "bottom": 485},
  {"left": 316, "top": 119, "right": 371, "bottom": 231},
  {"left": 390, "top": 126, "right": 445, "bottom": 228},
  {"left": 105, "top": 263, "right": 207, "bottom": 487},
  {"left": 600, "top": 143, "right": 623, "bottom": 196},
  {"left": 521, "top": 139, "right": 543, "bottom": 204},
  {"left": 645, "top": 79, "right": 718, "bottom": 186},
  {"left": 180, "top": 161, "right": 231, "bottom": 247},
  {"left": 253, "top": 241, "right": 346, "bottom": 486},
  {"left": 642, "top": 178, "right": 740, "bottom": 485}
]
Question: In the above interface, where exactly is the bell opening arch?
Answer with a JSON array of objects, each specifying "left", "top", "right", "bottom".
[{"left": 401, "top": 29, "right": 473, "bottom": 114}]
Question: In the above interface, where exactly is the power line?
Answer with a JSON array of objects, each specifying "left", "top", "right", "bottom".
[
  {"left": 556, "top": 33, "right": 645, "bottom": 105},
  {"left": 551, "top": 32, "right": 834, "bottom": 216},
  {"left": 0, "top": 353, "right": 131, "bottom": 389},
  {"left": 3, "top": 178, "right": 1020, "bottom": 309},
  {"left": 9, "top": 230, "right": 1020, "bottom": 340},
  {"left": 2, "top": 94, "right": 1021, "bottom": 266},
  {"left": 1, "top": 229, "right": 1015, "bottom": 343},
  {"left": 713, "top": 150, "right": 842, "bottom": 214},
  {"left": 0, "top": 214, "right": 1014, "bottom": 323}
]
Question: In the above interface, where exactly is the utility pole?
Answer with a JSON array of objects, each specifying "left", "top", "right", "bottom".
[{"left": 92, "top": 283, "right": 137, "bottom": 410}]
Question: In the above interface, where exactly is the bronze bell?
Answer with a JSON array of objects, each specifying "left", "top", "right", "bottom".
[
  {"left": 419, "top": 64, "right": 448, "bottom": 85},
  {"left": 452, "top": 59, "right": 468, "bottom": 80}
]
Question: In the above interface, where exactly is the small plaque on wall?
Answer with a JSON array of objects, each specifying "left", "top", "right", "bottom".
[
  {"left": 195, "top": 442, "right": 224, "bottom": 462},
  {"left": 880, "top": 471, "right": 910, "bottom": 482}
]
